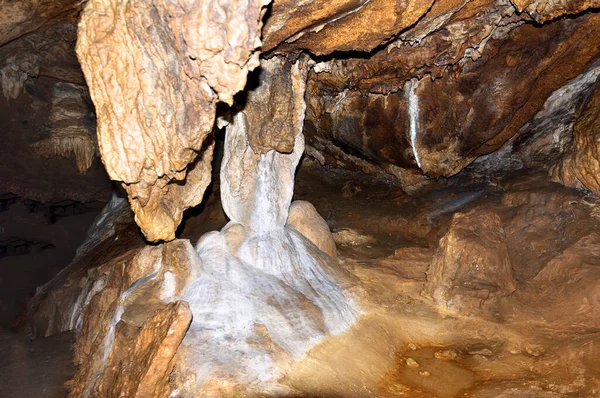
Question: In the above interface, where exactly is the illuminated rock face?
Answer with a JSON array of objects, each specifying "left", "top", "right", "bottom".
[
  {"left": 176, "top": 60, "right": 358, "bottom": 394},
  {"left": 35, "top": 58, "right": 357, "bottom": 397},
  {"left": 76, "top": 0, "right": 270, "bottom": 242}
]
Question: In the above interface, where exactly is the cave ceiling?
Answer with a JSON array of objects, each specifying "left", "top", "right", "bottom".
[{"left": 0, "top": 0, "right": 599, "bottom": 238}]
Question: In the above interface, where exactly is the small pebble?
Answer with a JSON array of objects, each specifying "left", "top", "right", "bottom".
[
  {"left": 524, "top": 343, "right": 545, "bottom": 357},
  {"left": 408, "top": 343, "right": 417, "bottom": 351},
  {"left": 405, "top": 357, "right": 420, "bottom": 367},
  {"left": 434, "top": 348, "right": 459, "bottom": 360},
  {"left": 419, "top": 370, "right": 431, "bottom": 377}
]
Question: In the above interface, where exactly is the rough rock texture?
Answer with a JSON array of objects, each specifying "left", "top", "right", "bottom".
[
  {"left": 286, "top": 200, "right": 338, "bottom": 259},
  {"left": 25, "top": 155, "right": 600, "bottom": 397},
  {"left": 175, "top": 58, "right": 356, "bottom": 394},
  {"left": 243, "top": 56, "right": 309, "bottom": 153},
  {"left": 66, "top": 240, "right": 200, "bottom": 397},
  {"left": 76, "top": 0, "right": 270, "bottom": 241},
  {"left": 423, "top": 208, "right": 516, "bottom": 316},
  {"left": 500, "top": 180, "right": 594, "bottom": 280},
  {"left": 469, "top": 60, "right": 600, "bottom": 179},
  {"left": 31, "top": 82, "right": 97, "bottom": 173},
  {"left": 29, "top": 56, "right": 357, "bottom": 397},
  {"left": 510, "top": 0, "right": 600, "bottom": 23},
  {"left": 0, "top": 18, "right": 111, "bottom": 203},
  {"left": 304, "top": 12, "right": 600, "bottom": 180},
  {"left": 0, "top": 17, "right": 85, "bottom": 101},
  {"left": 85, "top": 301, "right": 192, "bottom": 398},
  {"left": 551, "top": 78, "right": 600, "bottom": 194},
  {"left": 0, "top": 0, "right": 82, "bottom": 47},
  {"left": 527, "top": 233, "right": 600, "bottom": 331},
  {"left": 8, "top": 0, "right": 600, "bottom": 396},
  {"left": 263, "top": 0, "right": 435, "bottom": 55}
]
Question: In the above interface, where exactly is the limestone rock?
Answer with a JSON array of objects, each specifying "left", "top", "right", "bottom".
[
  {"left": 175, "top": 57, "right": 357, "bottom": 393},
  {"left": 76, "top": 0, "right": 270, "bottom": 241},
  {"left": 510, "top": 0, "right": 600, "bottom": 23},
  {"left": 0, "top": 17, "right": 84, "bottom": 101},
  {"left": 305, "top": 13, "right": 600, "bottom": 179},
  {"left": 262, "top": 0, "right": 435, "bottom": 55},
  {"left": 243, "top": 57, "right": 310, "bottom": 154},
  {"left": 551, "top": 78, "right": 600, "bottom": 195},
  {"left": 423, "top": 208, "right": 516, "bottom": 316},
  {"left": 525, "top": 233, "right": 600, "bottom": 331},
  {"left": 0, "top": 0, "right": 82, "bottom": 47},
  {"left": 500, "top": 180, "right": 593, "bottom": 280},
  {"left": 286, "top": 200, "right": 338, "bottom": 259},
  {"left": 66, "top": 240, "right": 200, "bottom": 397},
  {"left": 89, "top": 301, "right": 192, "bottom": 398},
  {"left": 333, "top": 228, "right": 377, "bottom": 246},
  {"left": 31, "top": 82, "right": 96, "bottom": 173},
  {"left": 377, "top": 247, "right": 434, "bottom": 281}
]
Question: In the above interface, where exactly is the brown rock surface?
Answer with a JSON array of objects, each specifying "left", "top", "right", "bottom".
[
  {"left": 423, "top": 208, "right": 516, "bottom": 316},
  {"left": 243, "top": 56, "right": 310, "bottom": 153},
  {"left": 501, "top": 179, "right": 594, "bottom": 280},
  {"left": 526, "top": 233, "right": 600, "bottom": 331},
  {"left": 65, "top": 240, "right": 200, "bottom": 397},
  {"left": 91, "top": 301, "right": 192, "bottom": 398},
  {"left": 551, "top": 79, "right": 600, "bottom": 195},
  {"left": 305, "top": 13, "right": 600, "bottom": 179},
  {"left": 76, "top": 0, "right": 270, "bottom": 241},
  {"left": 510, "top": 0, "right": 600, "bottom": 22},
  {"left": 262, "top": 0, "right": 435, "bottom": 55},
  {"left": 0, "top": 0, "right": 82, "bottom": 46},
  {"left": 265, "top": 0, "right": 599, "bottom": 58},
  {"left": 286, "top": 200, "right": 338, "bottom": 258}
]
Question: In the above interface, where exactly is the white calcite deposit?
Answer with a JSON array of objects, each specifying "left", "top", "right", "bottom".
[{"left": 177, "top": 109, "right": 358, "bottom": 392}]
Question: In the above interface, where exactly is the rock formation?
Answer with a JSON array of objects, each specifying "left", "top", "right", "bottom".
[
  {"left": 31, "top": 82, "right": 97, "bottom": 173},
  {"left": 423, "top": 208, "right": 516, "bottom": 316},
  {"left": 29, "top": 56, "right": 357, "bottom": 396},
  {"left": 551, "top": 76, "right": 600, "bottom": 194},
  {"left": 177, "top": 92, "right": 357, "bottom": 393},
  {"left": 304, "top": 12, "right": 600, "bottom": 180},
  {"left": 76, "top": 0, "right": 270, "bottom": 241},
  {"left": 3, "top": 0, "right": 600, "bottom": 397}
]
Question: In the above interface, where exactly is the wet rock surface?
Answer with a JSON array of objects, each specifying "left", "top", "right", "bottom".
[
  {"left": 552, "top": 74, "right": 600, "bottom": 195},
  {"left": 304, "top": 13, "right": 600, "bottom": 180}
]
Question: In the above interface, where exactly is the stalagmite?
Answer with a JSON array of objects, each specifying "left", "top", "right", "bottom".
[
  {"left": 46, "top": 56, "right": 358, "bottom": 396},
  {"left": 176, "top": 57, "right": 358, "bottom": 394}
]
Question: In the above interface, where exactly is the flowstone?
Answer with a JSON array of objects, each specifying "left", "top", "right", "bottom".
[{"left": 176, "top": 109, "right": 358, "bottom": 393}]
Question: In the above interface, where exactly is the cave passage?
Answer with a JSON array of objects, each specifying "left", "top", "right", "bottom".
[{"left": 1, "top": 0, "right": 600, "bottom": 397}]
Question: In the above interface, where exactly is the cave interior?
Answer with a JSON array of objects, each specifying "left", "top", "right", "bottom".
[{"left": 1, "top": 0, "right": 600, "bottom": 397}]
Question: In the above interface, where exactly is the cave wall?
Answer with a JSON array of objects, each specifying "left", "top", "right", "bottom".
[{"left": 2, "top": 0, "right": 600, "bottom": 396}]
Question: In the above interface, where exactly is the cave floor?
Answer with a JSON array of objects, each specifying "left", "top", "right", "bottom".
[
  {"left": 177, "top": 161, "right": 600, "bottom": 397},
  {"left": 7, "top": 162, "right": 600, "bottom": 397},
  {"left": 0, "top": 329, "right": 75, "bottom": 398},
  {"left": 283, "top": 163, "right": 600, "bottom": 397}
]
